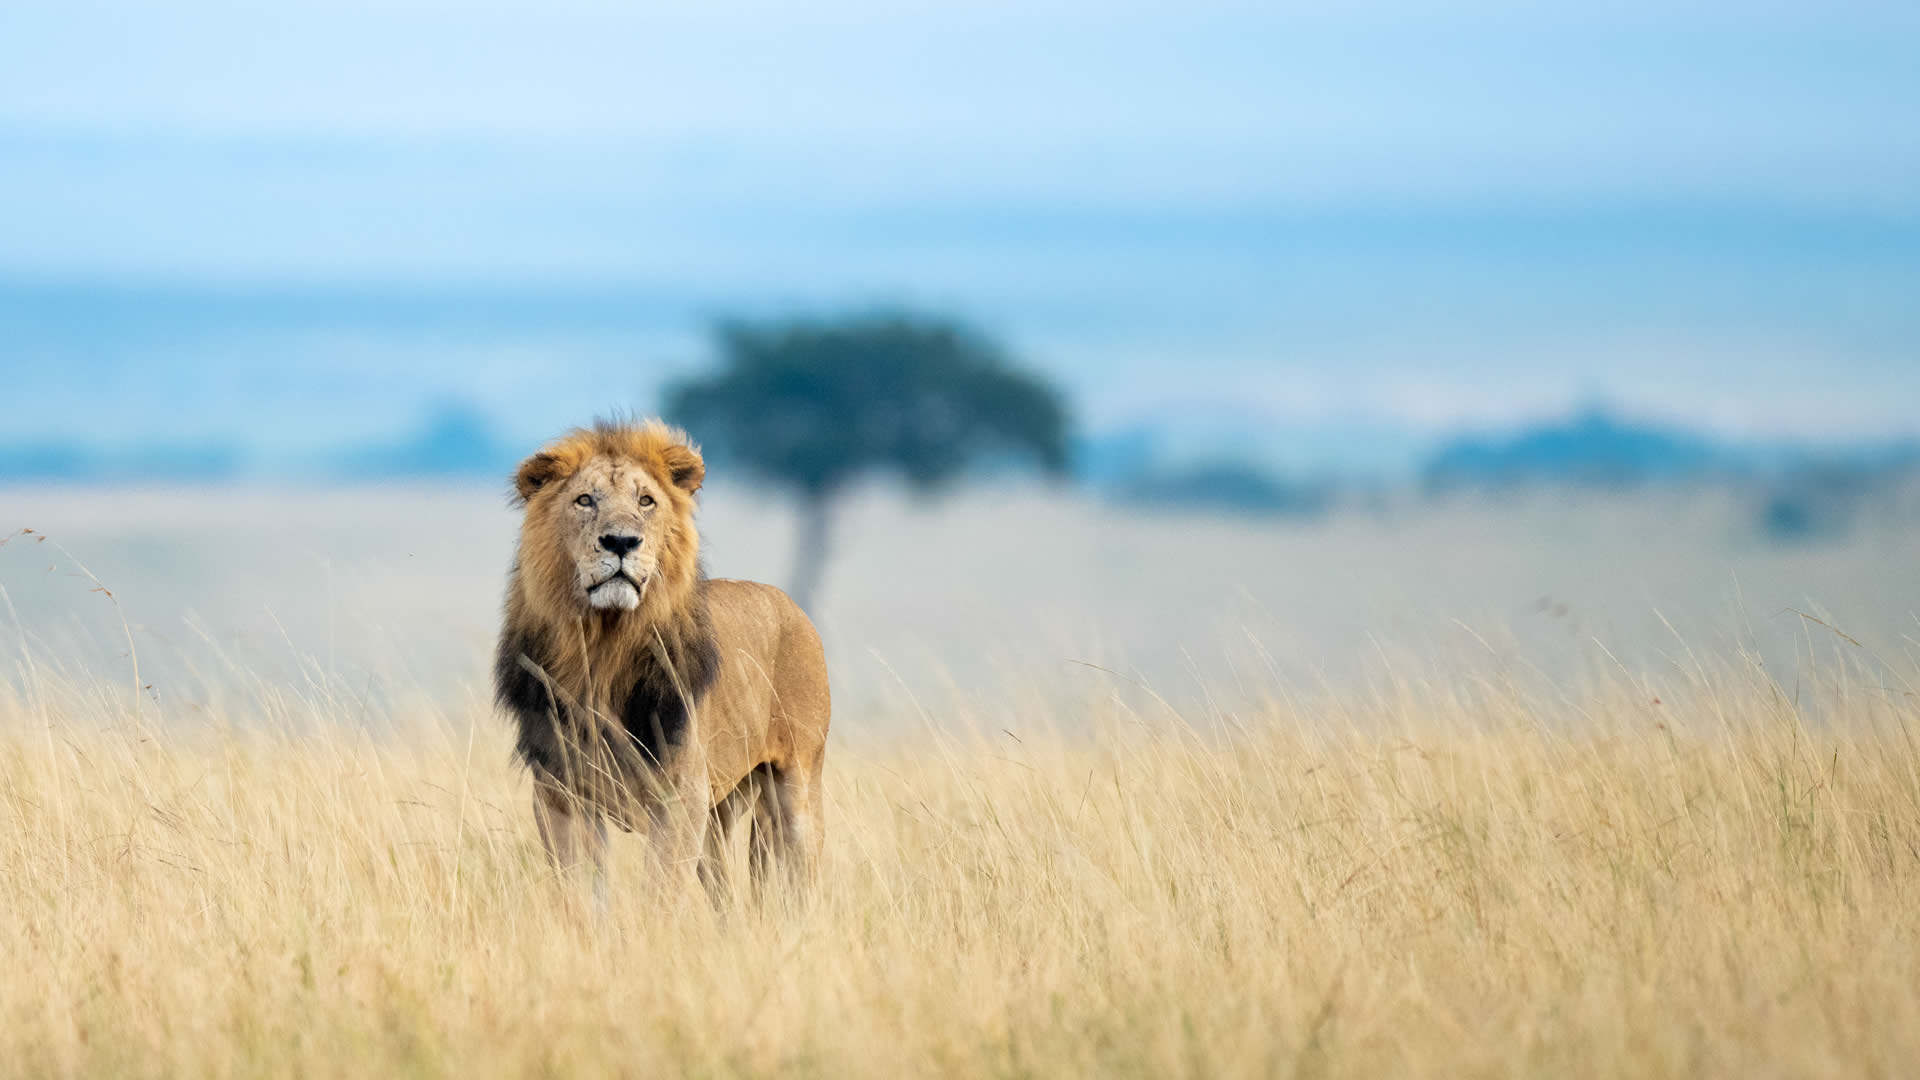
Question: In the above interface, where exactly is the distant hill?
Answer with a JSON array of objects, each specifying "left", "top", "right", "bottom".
[
  {"left": 335, "top": 403, "right": 517, "bottom": 481},
  {"left": 1422, "top": 408, "right": 1723, "bottom": 491},
  {"left": 0, "top": 404, "right": 515, "bottom": 486},
  {"left": 1415, "top": 406, "right": 1920, "bottom": 543},
  {"left": 0, "top": 441, "right": 241, "bottom": 484}
]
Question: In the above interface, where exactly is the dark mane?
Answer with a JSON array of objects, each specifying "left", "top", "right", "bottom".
[
  {"left": 616, "top": 582, "right": 721, "bottom": 764},
  {"left": 494, "top": 577, "right": 720, "bottom": 821}
]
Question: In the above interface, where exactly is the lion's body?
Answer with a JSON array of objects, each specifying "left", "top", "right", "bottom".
[
  {"left": 687, "top": 580, "right": 830, "bottom": 802},
  {"left": 493, "top": 420, "right": 829, "bottom": 901}
]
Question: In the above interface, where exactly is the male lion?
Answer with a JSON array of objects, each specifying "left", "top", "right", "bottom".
[{"left": 493, "top": 418, "right": 828, "bottom": 903}]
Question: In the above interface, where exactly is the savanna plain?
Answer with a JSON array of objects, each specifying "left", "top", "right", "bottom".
[{"left": 3, "top": 484, "right": 1919, "bottom": 1078}]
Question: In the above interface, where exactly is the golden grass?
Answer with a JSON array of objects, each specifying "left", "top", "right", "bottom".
[{"left": 4, "top": 640, "right": 1919, "bottom": 1079}]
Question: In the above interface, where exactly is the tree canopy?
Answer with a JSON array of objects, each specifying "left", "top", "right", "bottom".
[
  {"left": 666, "top": 313, "right": 1068, "bottom": 498},
  {"left": 664, "top": 312, "right": 1070, "bottom": 612}
]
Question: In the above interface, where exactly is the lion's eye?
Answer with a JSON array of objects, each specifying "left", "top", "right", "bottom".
[
  {"left": 638, "top": 494, "right": 655, "bottom": 508},
  {"left": 574, "top": 493, "right": 596, "bottom": 509}
]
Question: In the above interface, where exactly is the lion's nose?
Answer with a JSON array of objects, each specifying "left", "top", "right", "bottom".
[{"left": 598, "top": 534, "right": 641, "bottom": 557}]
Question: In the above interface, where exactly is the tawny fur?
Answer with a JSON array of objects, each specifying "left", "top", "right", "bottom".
[{"left": 494, "top": 419, "right": 830, "bottom": 903}]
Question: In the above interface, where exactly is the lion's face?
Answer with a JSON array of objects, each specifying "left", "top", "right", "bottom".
[
  {"left": 510, "top": 422, "right": 705, "bottom": 622},
  {"left": 545, "top": 456, "right": 676, "bottom": 611}
]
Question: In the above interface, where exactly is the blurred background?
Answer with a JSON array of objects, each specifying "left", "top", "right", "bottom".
[{"left": 3, "top": 1, "right": 1917, "bottom": 720}]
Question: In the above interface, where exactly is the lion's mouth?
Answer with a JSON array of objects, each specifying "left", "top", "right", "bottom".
[{"left": 587, "top": 571, "right": 646, "bottom": 611}]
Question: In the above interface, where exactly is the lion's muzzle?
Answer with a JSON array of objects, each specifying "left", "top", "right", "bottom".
[{"left": 587, "top": 574, "right": 643, "bottom": 611}]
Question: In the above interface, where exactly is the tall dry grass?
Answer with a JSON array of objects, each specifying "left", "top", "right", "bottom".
[{"left": 3, "top": 626, "right": 1919, "bottom": 1078}]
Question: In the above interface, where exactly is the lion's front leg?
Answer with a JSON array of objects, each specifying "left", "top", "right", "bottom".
[
  {"left": 532, "top": 781, "right": 580, "bottom": 871},
  {"left": 533, "top": 781, "right": 610, "bottom": 916},
  {"left": 640, "top": 751, "right": 710, "bottom": 899}
]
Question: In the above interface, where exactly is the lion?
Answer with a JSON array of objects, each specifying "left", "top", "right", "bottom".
[{"left": 493, "top": 418, "right": 828, "bottom": 905}]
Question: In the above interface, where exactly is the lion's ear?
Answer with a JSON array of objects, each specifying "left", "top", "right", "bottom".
[
  {"left": 513, "top": 451, "right": 571, "bottom": 503},
  {"left": 661, "top": 444, "right": 705, "bottom": 494}
]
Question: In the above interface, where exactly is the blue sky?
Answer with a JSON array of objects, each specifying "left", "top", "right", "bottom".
[{"left": 2, "top": 1, "right": 1917, "bottom": 468}]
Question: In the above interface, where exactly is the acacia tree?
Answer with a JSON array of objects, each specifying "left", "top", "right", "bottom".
[{"left": 664, "top": 313, "right": 1069, "bottom": 613}]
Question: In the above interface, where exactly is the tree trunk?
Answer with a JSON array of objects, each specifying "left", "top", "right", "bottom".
[{"left": 788, "top": 490, "right": 833, "bottom": 616}]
